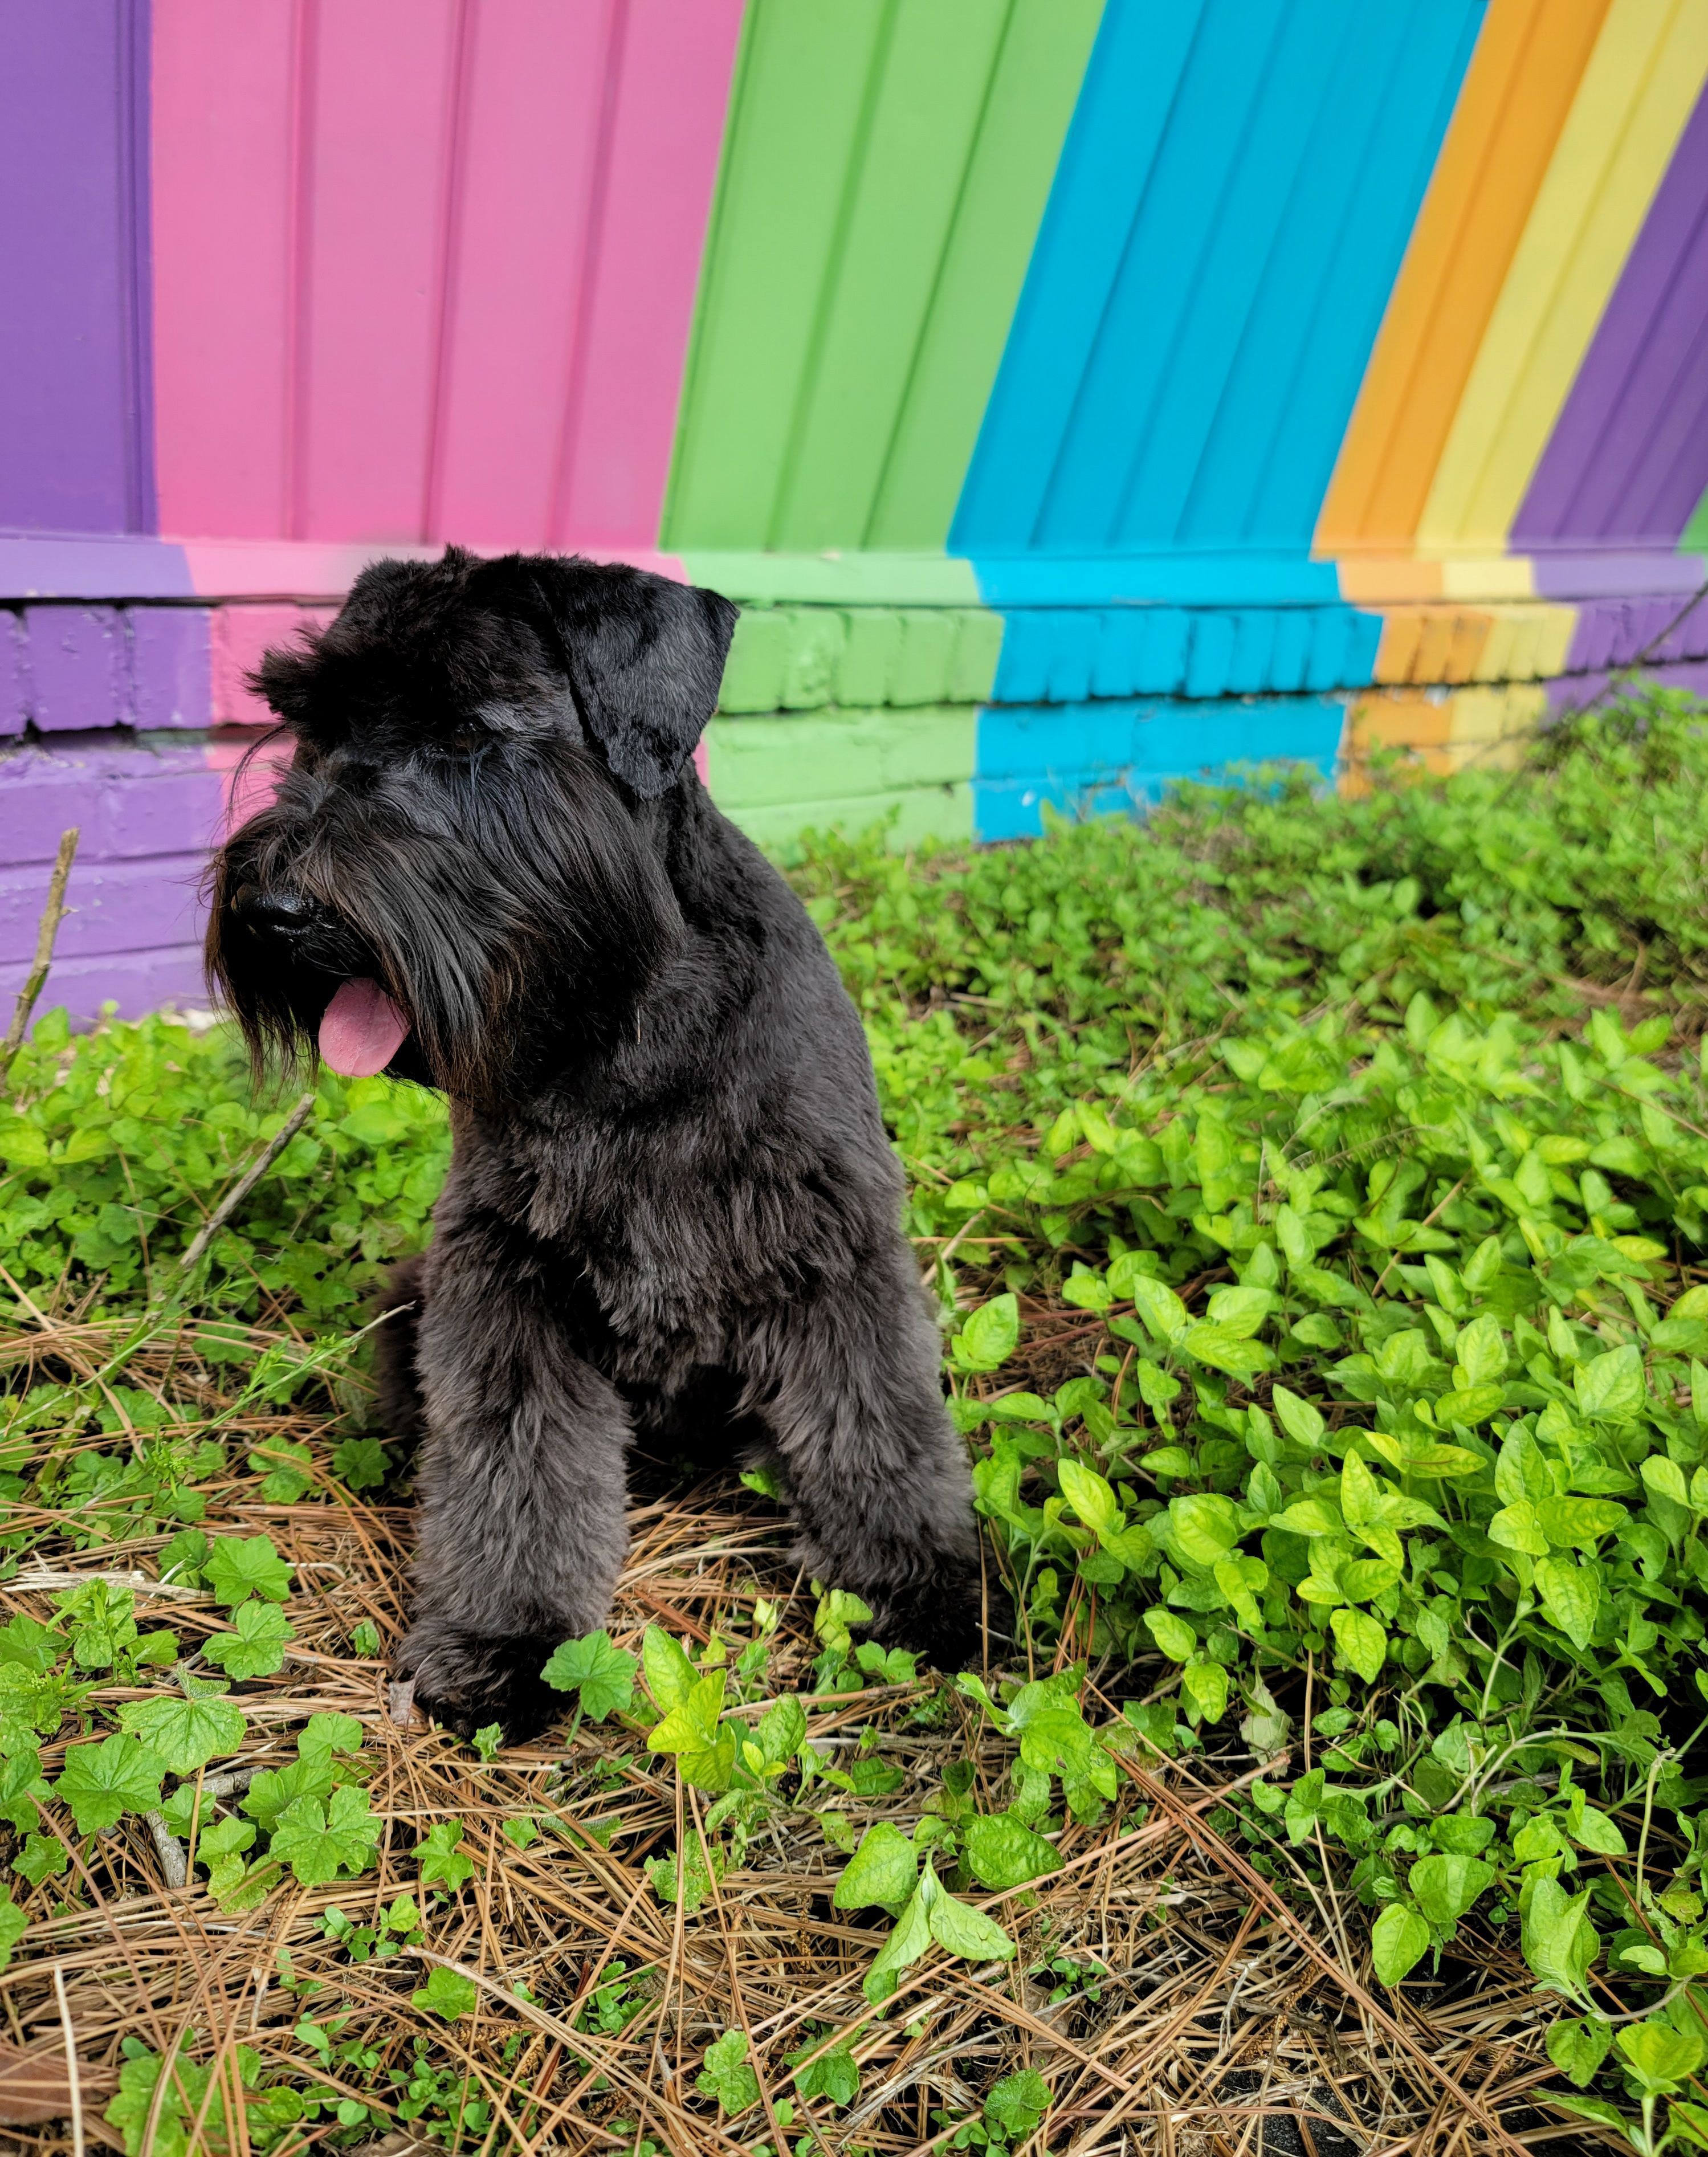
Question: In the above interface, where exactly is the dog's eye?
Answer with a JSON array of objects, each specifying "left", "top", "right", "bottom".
[{"left": 442, "top": 722, "right": 486, "bottom": 756}]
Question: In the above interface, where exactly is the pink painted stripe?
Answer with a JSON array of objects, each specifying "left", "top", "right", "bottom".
[
  {"left": 152, "top": 0, "right": 298, "bottom": 540},
  {"left": 180, "top": 540, "right": 688, "bottom": 598},
  {"left": 153, "top": 1, "right": 742, "bottom": 554},
  {"left": 551, "top": 0, "right": 747, "bottom": 550}
]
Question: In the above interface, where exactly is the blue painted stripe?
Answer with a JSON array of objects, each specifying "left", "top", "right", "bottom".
[
  {"left": 949, "top": 0, "right": 1206, "bottom": 551},
  {"left": 974, "top": 692, "right": 1350, "bottom": 840},
  {"left": 953, "top": 0, "right": 1485, "bottom": 559},
  {"left": 987, "top": 601, "right": 1387, "bottom": 702}
]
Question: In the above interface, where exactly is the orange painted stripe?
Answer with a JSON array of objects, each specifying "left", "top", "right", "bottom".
[{"left": 1317, "top": 0, "right": 1614, "bottom": 553}]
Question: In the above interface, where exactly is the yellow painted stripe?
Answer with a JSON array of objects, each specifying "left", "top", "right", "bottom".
[{"left": 1418, "top": 0, "right": 1708, "bottom": 551}]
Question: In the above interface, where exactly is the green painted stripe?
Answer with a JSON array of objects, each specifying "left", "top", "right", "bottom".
[
  {"left": 663, "top": 0, "right": 1102, "bottom": 553},
  {"left": 727, "top": 782, "right": 975, "bottom": 857},
  {"left": 663, "top": 0, "right": 894, "bottom": 550},
  {"left": 867, "top": 0, "right": 1104, "bottom": 547},
  {"left": 683, "top": 549, "right": 980, "bottom": 606},
  {"left": 715, "top": 605, "right": 1002, "bottom": 712},
  {"left": 706, "top": 705, "right": 976, "bottom": 808}
]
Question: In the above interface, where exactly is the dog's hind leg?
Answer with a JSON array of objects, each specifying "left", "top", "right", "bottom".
[
  {"left": 759, "top": 1250, "right": 984, "bottom": 1671},
  {"left": 372, "top": 1253, "right": 429, "bottom": 1447},
  {"left": 392, "top": 1224, "right": 632, "bottom": 1743}
]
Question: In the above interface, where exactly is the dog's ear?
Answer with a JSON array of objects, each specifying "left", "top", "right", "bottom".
[{"left": 528, "top": 558, "right": 737, "bottom": 798}]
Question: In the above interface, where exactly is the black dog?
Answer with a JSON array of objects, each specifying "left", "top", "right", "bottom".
[{"left": 206, "top": 547, "right": 981, "bottom": 1740}]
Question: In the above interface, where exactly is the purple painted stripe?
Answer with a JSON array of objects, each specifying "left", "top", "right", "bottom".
[
  {"left": 0, "top": 535, "right": 192, "bottom": 601},
  {"left": 1546, "top": 658, "right": 1708, "bottom": 718},
  {"left": 0, "top": 943, "right": 206, "bottom": 1029},
  {"left": 1529, "top": 550, "right": 1708, "bottom": 600},
  {"left": 0, "top": 741, "right": 223, "bottom": 866},
  {"left": 0, "top": 0, "right": 156, "bottom": 533},
  {"left": 1515, "top": 87, "right": 1708, "bottom": 549}
]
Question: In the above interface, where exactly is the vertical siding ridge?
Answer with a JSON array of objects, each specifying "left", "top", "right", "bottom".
[
  {"left": 657, "top": 0, "right": 759, "bottom": 553},
  {"left": 421, "top": 0, "right": 477, "bottom": 544},
  {"left": 1230, "top": 4, "right": 1418, "bottom": 547},
  {"left": 548, "top": 0, "right": 630, "bottom": 551},
  {"left": 1026, "top": 2, "right": 1212, "bottom": 551},
  {"left": 1555, "top": 188, "right": 1708, "bottom": 539},
  {"left": 1120, "top": 0, "right": 1339, "bottom": 550},
  {"left": 120, "top": 0, "right": 157, "bottom": 534},
  {"left": 859, "top": 0, "right": 1018, "bottom": 552},
  {"left": 283, "top": 0, "right": 320, "bottom": 541},
  {"left": 762, "top": 0, "right": 900, "bottom": 553}
]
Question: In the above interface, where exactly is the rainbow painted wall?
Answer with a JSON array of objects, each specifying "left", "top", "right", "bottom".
[{"left": 5, "top": 0, "right": 1708, "bottom": 1021}]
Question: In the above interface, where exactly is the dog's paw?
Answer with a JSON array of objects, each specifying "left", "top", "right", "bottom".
[
  {"left": 865, "top": 1569, "right": 988, "bottom": 1673},
  {"left": 393, "top": 1624, "right": 562, "bottom": 1746}
]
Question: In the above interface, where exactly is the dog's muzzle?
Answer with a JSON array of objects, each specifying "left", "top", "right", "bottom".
[{"left": 231, "top": 886, "right": 321, "bottom": 941}]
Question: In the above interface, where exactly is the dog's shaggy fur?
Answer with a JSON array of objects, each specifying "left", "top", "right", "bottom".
[{"left": 206, "top": 547, "right": 981, "bottom": 1740}]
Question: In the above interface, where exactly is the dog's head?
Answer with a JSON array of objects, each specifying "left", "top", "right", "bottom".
[{"left": 206, "top": 547, "right": 737, "bottom": 1104}]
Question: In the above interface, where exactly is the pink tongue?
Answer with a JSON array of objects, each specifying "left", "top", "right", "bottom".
[{"left": 318, "top": 978, "right": 411, "bottom": 1077}]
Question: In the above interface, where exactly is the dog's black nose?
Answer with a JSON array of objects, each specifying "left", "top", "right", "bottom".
[{"left": 234, "top": 888, "right": 319, "bottom": 937}]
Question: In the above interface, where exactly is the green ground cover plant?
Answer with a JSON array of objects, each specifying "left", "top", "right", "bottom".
[{"left": 2, "top": 687, "right": 1707, "bottom": 2151}]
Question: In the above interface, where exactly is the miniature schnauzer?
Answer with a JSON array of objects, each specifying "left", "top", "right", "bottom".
[{"left": 206, "top": 547, "right": 981, "bottom": 1740}]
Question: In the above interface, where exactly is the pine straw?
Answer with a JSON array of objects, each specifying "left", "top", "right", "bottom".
[{"left": 0, "top": 1313, "right": 1594, "bottom": 2157}]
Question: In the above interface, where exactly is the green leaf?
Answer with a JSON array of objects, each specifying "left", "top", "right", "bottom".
[
  {"left": 862, "top": 1878, "right": 934, "bottom": 2004},
  {"left": 1522, "top": 1877, "right": 1600, "bottom": 2004},
  {"left": 1546, "top": 2016, "right": 1611, "bottom": 2088},
  {"left": 1271, "top": 1385, "right": 1326, "bottom": 1449},
  {"left": 985, "top": 2068, "right": 1050, "bottom": 2138},
  {"left": 540, "top": 1630, "right": 637, "bottom": 1722},
  {"left": 298, "top": 1712, "right": 364, "bottom": 1760},
  {"left": 1641, "top": 1453, "right": 1690, "bottom": 1508},
  {"left": 833, "top": 1822, "right": 918, "bottom": 1910},
  {"left": 1057, "top": 1459, "right": 1119, "bottom": 1537},
  {"left": 1409, "top": 1853, "right": 1494, "bottom": 1934},
  {"left": 696, "top": 2030, "right": 760, "bottom": 2117},
  {"left": 962, "top": 1814, "right": 1061, "bottom": 1891},
  {"left": 331, "top": 1437, "right": 389, "bottom": 1490},
  {"left": 956, "top": 1294, "right": 1020, "bottom": 1371},
  {"left": 926, "top": 1872, "right": 1016, "bottom": 1961},
  {"left": 1616, "top": 2020, "right": 1706, "bottom": 2095},
  {"left": 269, "top": 1785, "right": 381, "bottom": 1886},
  {"left": 1181, "top": 1659, "right": 1229, "bottom": 1723},
  {"left": 1535, "top": 1555, "right": 1600, "bottom": 1651},
  {"left": 1488, "top": 1500, "right": 1550, "bottom": 1557},
  {"left": 1182, "top": 1322, "right": 1272, "bottom": 1381},
  {"left": 410, "top": 1965, "right": 477, "bottom": 2022},
  {"left": 1168, "top": 1492, "right": 1241, "bottom": 1565},
  {"left": 52, "top": 1736, "right": 165, "bottom": 1835},
  {"left": 240, "top": 1754, "right": 335, "bottom": 1833},
  {"left": 1127, "top": 1275, "right": 1188, "bottom": 1343},
  {"left": 641, "top": 1626, "right": 698, "bottom": 1715},
  {"left": 1144, "top": 1609, "right": 1197, "bottom": 1663},
  {"left": 1455, "top": 1314, "right": 1507, "bottom": 1385},
  {"left": 793, "top": 2044, "right": 859, "bottom": 2107},
  {"left": 416, "top": 1818, "right": 475, "bottom": 1891},
  {"left": 204, "top": 1535, "right": 294, "bottom": 1608},
  {"left": 202, "top": 1599, "right": 294, "bottom": 1681},
  {"left": 0, "top": 1893, "right": 27, "bottom": 1973},
  {"left": 1329, "top": 1606, "right": 1387, "bottom": 1685},
  {"left": 1371, "top": 1903, "right": 1430, "bottom": 1986},
  {"left": 117, "top": 1694, "right": 246, "bottom": 1778},
  {"left": 1574, "top": 1344, "right": 1645, "bottom": 1421}
]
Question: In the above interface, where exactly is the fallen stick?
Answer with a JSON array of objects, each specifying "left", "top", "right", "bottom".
[
  {"left": 178, "top": 1091, "right": 316, "bottom": 1274},
  {"left": 0, "top": 828, "right": 79, "bottom": 1090}
]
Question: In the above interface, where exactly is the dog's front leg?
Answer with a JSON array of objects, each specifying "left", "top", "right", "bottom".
[
  {"left": 393, "top": 1227, "right": 630, "bottom": 1744},
  {"left": 763, "top": 1262, "right": 985, "bottom": 1671}
]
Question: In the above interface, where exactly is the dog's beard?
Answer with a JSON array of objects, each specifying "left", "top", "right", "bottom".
[{"left": 206, "top": 739, "right": 682, "bottom": 1104}]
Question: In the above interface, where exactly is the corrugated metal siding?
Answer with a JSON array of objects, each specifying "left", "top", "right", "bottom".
[
  {"left": 953, "top": 0, "right": 1483, "bottom": 557},
  {"left": 662, "top": 0, "right": 1102, "bottom": 553},
  {"left": 149, "top": 0, "right": 741, "bottom": 550}
]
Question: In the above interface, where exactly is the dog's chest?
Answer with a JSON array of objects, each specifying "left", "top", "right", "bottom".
[{"left": 449, "top": 1111, "right": 826, "bottom": 1373}]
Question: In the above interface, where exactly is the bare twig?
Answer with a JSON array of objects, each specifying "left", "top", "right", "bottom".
[
  {"left": 52, "top": 1962, "right": 84, "bottom": 2157},
  {"left": 177, "top": 1092, "right": 316, "bottom": 1273},
  {"left": 0, "top": 827, "right": 79, "bottom": 1090}
]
